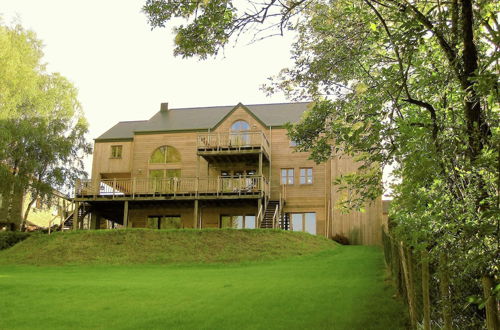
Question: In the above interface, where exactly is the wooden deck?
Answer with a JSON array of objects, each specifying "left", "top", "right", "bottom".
[
  {"left": 196, "top": 131, "right": 270, "bottom": 160},
  {"left": 75, "top": 176, "right": 270, "bottom": 201}
]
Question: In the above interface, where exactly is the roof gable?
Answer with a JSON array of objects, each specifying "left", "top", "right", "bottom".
[{"left": 95, "top": 102, "right": 311, "bottom": 141}]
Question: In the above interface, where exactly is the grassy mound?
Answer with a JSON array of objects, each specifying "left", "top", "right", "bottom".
[{"left": 0, "top": 229, "right": 336, "bottom": 266}]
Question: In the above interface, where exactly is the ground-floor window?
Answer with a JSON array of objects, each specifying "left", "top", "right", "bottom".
[
  {"left": 220, "top": 215, "right": 256, "bottom": 229},
  {"left": 290, "top": 213, "right": 316, "bottom": 235},
  {"left": 147, "top": 215, "right": 182, "bottom": 229}
]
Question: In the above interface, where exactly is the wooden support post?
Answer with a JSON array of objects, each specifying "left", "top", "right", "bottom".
[
  {"left": 399, "top": 242, "right": 417, "bottom": 329},
  {"left": 482, "top": 275, "right": 500, "bottom": 330},
  {"left": 258, "top": 152, "right": 263, "bottom": 176},
  {"left": 90, "top": 212, "right": 102, "bottom": 230},
  {"left": 123, "top": 201, "right": 129, "bottom": 228},
  {"left": 422, "top": 250, "right": 431, "bottom": 330},
  {"left": 72, "top": 202, "right": 79, "bottom": 230},
  {"left": 193, "top": 200, "right": 199, "bottom": 229}
]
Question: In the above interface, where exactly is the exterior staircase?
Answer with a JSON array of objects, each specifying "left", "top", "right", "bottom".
[
  {"left": 61, "top": 203, "right": 90, "bottom": 230},
  {"left": 260, "top": 200, "right": 279, "bottom": 229}
]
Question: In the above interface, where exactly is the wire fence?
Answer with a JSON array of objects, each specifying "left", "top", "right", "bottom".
[{"left": 382, "top": 230, "right": 499, "bottom": 329}]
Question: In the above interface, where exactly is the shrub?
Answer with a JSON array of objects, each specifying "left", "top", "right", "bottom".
[
  {"left": 0, "top": 231, "right": 31, "bottom": 250},
  {"left": 332, "top": 234, "right": 350, "bottom": 245}
]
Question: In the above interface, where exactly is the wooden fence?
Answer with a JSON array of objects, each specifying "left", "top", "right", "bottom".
[{"left": 382, "top": 230, "right": 499, "bottom": 329}]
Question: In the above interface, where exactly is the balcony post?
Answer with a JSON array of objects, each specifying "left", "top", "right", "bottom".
[
  {"left": 258, "top": 152, "right": 263, "bottom": 176},
  {"left": 132, "top": 177, "right": 136, "bottom": 198},
  {"left": 123, "top": 201, "right": 129, "bottom": 228},
  {"left": 112, "top": 178, "right": 116, "bottom": 199},
  {"left": 72, "top": 201, "right": 79, "bottom": 230},
  {"left": 193, "top": 200, "right": 199, "bottom": 229}
]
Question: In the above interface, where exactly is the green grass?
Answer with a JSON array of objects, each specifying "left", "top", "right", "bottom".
[
  {"left": 0, "top": 229, "right": 335, "bottom": 265},
  {"left": 0, "top": 244, "right": 407, "bottom": 329}
]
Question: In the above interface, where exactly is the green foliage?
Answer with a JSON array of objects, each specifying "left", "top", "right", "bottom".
[
  {"left": 0, "top": 231, "right": 31, "bottom": 250},
  {"left": 0, "top": 246, "right": 407, "bottom": 329},
  {"left": 0, "top": 23, "right": 92, "bottom": 227}
]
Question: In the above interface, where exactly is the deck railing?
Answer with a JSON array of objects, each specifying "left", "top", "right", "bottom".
[
  {"left": 75, "top": 176, "right": 269, "bottom": 198},
  {"left": 197, "top": 131, "right": 270, "bottom": 155}
]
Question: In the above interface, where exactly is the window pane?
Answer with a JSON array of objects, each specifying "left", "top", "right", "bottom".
[
  {"left": 166, "top": 146, "right": 181, "bottom": 162},
  {"left": 300, "top": 176, "right": 305, "bottom": 184},
  {"left": 245, "top": 216, "right": 256, "bottom": 229},
  {"left": 166, "top": 169, "right": 181, "bottom": 178},
  {"left": 150, "top": 147, "right": 165, "bottom": 163},
  {"left": 235, "top": 216, "right": 244, "bottom": 229},
  {"left": 147, "top": 216, "right": 160, "bottom": 229},
  {"left": 304, "top": 213, "right": 316, "bottom": 235},
  {"left": 291, "top": 214, "right": 303, "bottom": 231},
  {"left": 281, "top": 169, "right": 287, "bottom": 184},
  {"left": 161, "top": 216, "right": 181, "bottom": 229},
  {"left": 231, "top": 120, "right": 250, "bottom": 131}
]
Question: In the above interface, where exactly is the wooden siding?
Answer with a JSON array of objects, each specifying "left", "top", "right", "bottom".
[
  {"left": 330, "top": 156, "right": 384, "bottom": 245},
  {"left": 91, "top": 141, "right": 133, "bottom": 180}
]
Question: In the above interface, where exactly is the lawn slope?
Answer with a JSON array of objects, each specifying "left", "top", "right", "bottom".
[
  {"left": 0, "top": 229, "right": 336, "bottom": 265},
  {"left": 0, "top": 246, "right": 407, "bottom": 329}
]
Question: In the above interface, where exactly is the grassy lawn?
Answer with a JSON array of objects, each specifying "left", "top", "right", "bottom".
[{"left": 0, "top": 245, "right": 406, "bottom": 329}]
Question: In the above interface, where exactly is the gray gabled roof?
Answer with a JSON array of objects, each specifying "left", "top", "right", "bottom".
[
  {"left": 95, "top": 102, "right": 311, "bottom": 141},
  {"left": 96, "top": 120, "right": 148, "bottom": 141}
]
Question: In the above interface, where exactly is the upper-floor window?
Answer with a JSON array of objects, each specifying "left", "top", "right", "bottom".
[
  {"left": 289, "top": 140, "right": 297, "bottom": 147},
  {"left": 150, "top": 145, "right": 181, "bottom": 163},
  {"left": 281, "top": 168, "right": 294, "bottom": 185},
  {"left": 231, "top": 120, "right": 250, "bottom": 132},
  {"left": 110, "top": 145, "right": 122, "bottom": 159},
  {"left": 300, "top": 168, "right": 313, "bottom": 184}
]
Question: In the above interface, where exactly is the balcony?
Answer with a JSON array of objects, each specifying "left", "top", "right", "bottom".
[
  {"left": 75, "top": 176, "right": 270, "bottom": 201},
  {"left": 197, "top": 131, "right": 270, "bottom": 161}
]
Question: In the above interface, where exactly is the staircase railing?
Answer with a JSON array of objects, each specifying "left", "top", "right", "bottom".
[
  {"left": 272, "top": 204, "right": 279, "bottom": 229},
  {"left": 257, "top": 204, "right": 263, "bottom": 228}
]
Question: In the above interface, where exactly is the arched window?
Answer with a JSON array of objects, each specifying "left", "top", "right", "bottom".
[
  {"left": 231, "top": 120, "right": 250, "bottom": 132},
  {"left": 150, "top": 145, "right": 181, "bottom": 163}
]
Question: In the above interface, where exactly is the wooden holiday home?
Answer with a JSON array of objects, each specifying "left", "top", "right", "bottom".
[{"left": 74, "top": 102, "right": 384, "bottom": 244}]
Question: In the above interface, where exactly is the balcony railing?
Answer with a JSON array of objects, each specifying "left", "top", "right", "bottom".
[
  {"left": 197, "top": 131, "right": 270, "bottom": 155},
  {"left": 75, "top": 176, "right": 270, "bottom": 199}
]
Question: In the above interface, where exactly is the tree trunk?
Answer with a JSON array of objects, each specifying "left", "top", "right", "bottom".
[
  {"left": 422, "top": 250, "right": 431, "bottom": 330},
  {"left": 439, "top": 253, "right": 452, "bottom": 330},
  {"left": 482, "top": 276, "right": 500, "bottom": 330}
]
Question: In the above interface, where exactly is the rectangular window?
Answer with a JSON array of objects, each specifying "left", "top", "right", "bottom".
[
  {"left": 110, "top": 145, "right": 122, "bottom": 159},
  {"left": 300, "top": 168, "right": 313, "bottom": 184},
  {"left": 220, "top": 215, "right": 256, "bottom": 229},
  {"left": 147, "top": 215, "right": 181, "bottom": 229},
  {"left": 290, "top": 212, "right": 316, "bottom": 235},
  {"left": 281, "top": 168, "right": 294, "bottom": 185}
]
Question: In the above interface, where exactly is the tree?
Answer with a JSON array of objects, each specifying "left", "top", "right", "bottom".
[
  {"left": 0, "top": 23, "right": 91, "bottom": 230},
  {"left": 144, "top": 0, "right": 498, "bottom": 326}
]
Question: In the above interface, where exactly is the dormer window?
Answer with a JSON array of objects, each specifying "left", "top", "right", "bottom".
[{"left": 110, "top": 145, "right": 122, "bottom": 159}]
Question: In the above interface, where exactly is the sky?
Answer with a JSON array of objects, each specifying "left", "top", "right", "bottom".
[
  {"left": 1, "top": 0, "right": 295, "bottom": 171},
  {"left": 2, "top": 0, "right": 394, "bottom": 197}
]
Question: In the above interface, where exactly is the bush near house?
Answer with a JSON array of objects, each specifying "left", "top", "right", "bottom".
[{"left": 0, "top": 231, "right": 31, "bottom": 250}]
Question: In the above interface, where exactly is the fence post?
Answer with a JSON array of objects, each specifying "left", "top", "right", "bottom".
[
  {"left": 482, "top": 275, "right": 500, "bottom": 330},
  {"left": 399, "top": 242, "right": 417, "bottom": 328},
  {"left": 422, "top": 249, "right": 431, "bottom": 330},
  {"left": 439, "top": 252, "right": 452, "bottom": 330}
]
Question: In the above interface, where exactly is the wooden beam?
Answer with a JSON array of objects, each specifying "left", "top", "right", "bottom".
[
  {"left": 72, "top": 201, "right": 79, "bottom": 230},
  {"left": 123, "top": 201, "right": 129, "bottom": 228},
  {"left": 193, "top": 200, "right": 199, "bottom": 229}
]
